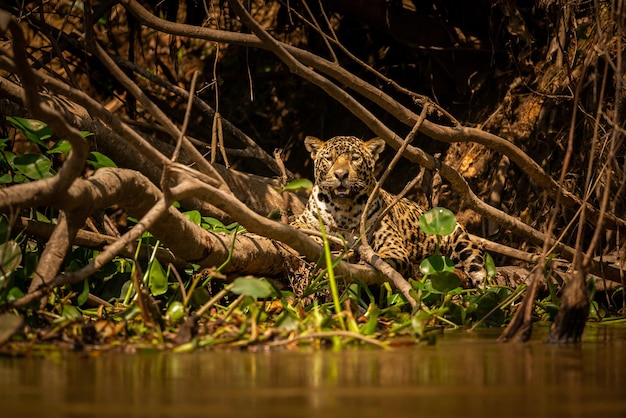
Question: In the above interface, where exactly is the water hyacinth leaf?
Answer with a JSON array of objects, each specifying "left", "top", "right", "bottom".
[
  {"left": 419, "top": 255, "right": 455, "bottom": 276},
  {"left": 0, "top": 241, "right": 22, "bottom": 283},
  {"left": 87, "top": 151, "right": 117, "bottom": 169},
  {"left": 13, "top": 154, "right": 54, "bottom": 179},
  {"left": 231, "top": 277, "right": 273, "bottom": 299},
  {"left": 147, "top": 259, "right": 168, "bottom": 296},
  {"left": 6, "top": 116, "right": 53, "bottom": 146},
  {"left": 419, "top": 207, "right": 457, "bottom": 236},
  {"left": 430, "top": 271, "right": 462, "bottom": 293}
]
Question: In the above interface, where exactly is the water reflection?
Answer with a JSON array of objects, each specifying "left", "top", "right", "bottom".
[{"left": 1, "top": 326, "right": 626, "bottom": 417}]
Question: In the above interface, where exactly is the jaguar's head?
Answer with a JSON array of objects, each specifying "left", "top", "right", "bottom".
[{"left": 305, "top": 136, "right": 385, "bottom": 202}]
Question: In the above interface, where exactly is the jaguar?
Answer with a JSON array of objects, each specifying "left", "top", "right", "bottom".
[{"left": 292, "top": 135, "right": 486, "bottom": 287}]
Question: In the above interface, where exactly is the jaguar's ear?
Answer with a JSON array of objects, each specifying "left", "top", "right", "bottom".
[
  {"left": 304, "top": 136, "right": 325, "bottom": 159},
  {"left": 365, "top": 137, "right": 385, "bottom": 161}
]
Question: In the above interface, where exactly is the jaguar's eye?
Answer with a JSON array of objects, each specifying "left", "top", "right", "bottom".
[{"left": 351, "top": 154, "right": 362, "bottom": 163}]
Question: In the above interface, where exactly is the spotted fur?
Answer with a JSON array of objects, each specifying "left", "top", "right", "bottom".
[{"left": 292, "top": 135, "right": 486, "bottom": 287}]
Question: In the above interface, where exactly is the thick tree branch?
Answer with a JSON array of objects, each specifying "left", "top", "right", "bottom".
[{"left": 121, "top": 0, "right": 626, "bottom": 232}]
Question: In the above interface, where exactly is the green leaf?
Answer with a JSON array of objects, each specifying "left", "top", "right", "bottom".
[
  {"left": 419, "top": 207, "right": 457, "bottom": 236},
  {"left": 60, "top": 304, "right": 82, "bottom": 320},
  {"left": 359, "top": 303, "right": 379, "bottom": 335},
  {"left": 76, "top": 278, "right": 90, "bottom": 306},
  {"left": 0, "top": 173, "right": 12, "bottom": 184},
  {"left": 484, "top": 252, "right": 497, "bottom": 278},
  {"left": 184, "top": 210, "right": 202, "bottom": 225},
  {"left": 275, "top": 310, "right": 299, "bottom": 331},
  {"left": 430, "top": 271, "right": 462, "bottom": 293},
  {"left": 147, "top": 259, "right": 168, "bottom": 296},
  {"left": 87, "top": 151, "right": 117, "bottom": 169},
  {"left": 13, "top": 154, "right": 54, "bottom": 179},
  {"left": 5, "top": 287, "right": 24, "bottom": 303},
  {"left": 6, "top": 116, "right": 53, "bottom": 146},
  {"left": 231, "top": 277, "right": 272, "bottom": 299},
  {"left": 201, "top": 216, "right": 227, "bottom": 231},
  {"left": 0, "top": 137, "right": 10, "bottom": 150},
  {"left": 471, "top": 292, "right": 505, "bottom": 327},
  {"left": 419, "top": 255, "right": 455, "bottom": 276},
  {"left": 282, "top": 178, "right": 313, "bottom": 192},
  {"left": 0, "top": 241, "right": 22, "bottom": 283},
  {"left": 47, "top": 140, "right": 72, "bottom": 156}
]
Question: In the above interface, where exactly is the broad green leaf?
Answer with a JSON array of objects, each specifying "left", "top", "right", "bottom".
[
  {"left": 6, "top": 116, "right": 53, "bottom": 146},
  {"left": 12, "top": 173, "right": 27, "bottom": 184},
  {"left": 231, "top": 277, "right": 272, "bottom": 299},
  {"left": 419, "top": 207, "right": 457, "bottom": 236},
  {"left": 282, "top": 178, "right": 313, "bottom": 192},
  {"left": 13, "top": 154, "right": 54, "bottom": 179},
  {"left": 34, "top": 211, "right": 50, "bottom": 223},
  {"left": 87, "top": 151, "right": 117, "bottom": 169},
  {"left": 47, "top": 140, "right": 72, "bottom": 156},
  {"left": 430, "top": 271, "right": 462, "bottom": 293},
  {"left": 0, "top": 241, "right": 22, "bottom": 282},
  {"left": 201, "top": 216, "right": 227, "bottom": 231},
  {"left": 184, "top": 210, "right": 202, "bottom": 225},
  {"left": 419, "top": 255, "right": 455, "bottom": 276},
  {"left": 147, "top": 259, "right": 168, "bottom": 296},
  {"left": 0, "top": 173, "right": 13, "bottom": 184},
  {"left": 2, "top": 150, "right": 16, "bottom": 165}
]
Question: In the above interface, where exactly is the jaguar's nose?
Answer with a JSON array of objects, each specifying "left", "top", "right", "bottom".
[{"left": 334, "top": 169, "right": 348, "bottom": 182}]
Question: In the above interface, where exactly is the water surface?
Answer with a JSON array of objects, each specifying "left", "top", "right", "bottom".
[{"left": 1, "top": 326, "right": 625, "bottom": 418}]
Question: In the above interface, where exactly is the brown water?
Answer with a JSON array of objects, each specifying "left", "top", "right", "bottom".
[{"left": 1, "top": 326, "right": 626, "bottom": 418}]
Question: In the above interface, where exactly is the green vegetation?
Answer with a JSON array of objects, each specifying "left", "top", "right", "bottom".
[
  {"left": 1, "top": 0, "right": 625, "bottom": 353},
  {"left": 0, "top": 118, "right": 620, "bottom": 354}
]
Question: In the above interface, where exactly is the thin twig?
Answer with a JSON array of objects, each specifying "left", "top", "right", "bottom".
[{"left": 173, "top": 71, "right": 200, "bottom": 162}]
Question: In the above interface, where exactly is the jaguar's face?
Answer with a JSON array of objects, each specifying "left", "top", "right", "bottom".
[{"left": 305, "top": 136, "right": 385, "bottom": 201}]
